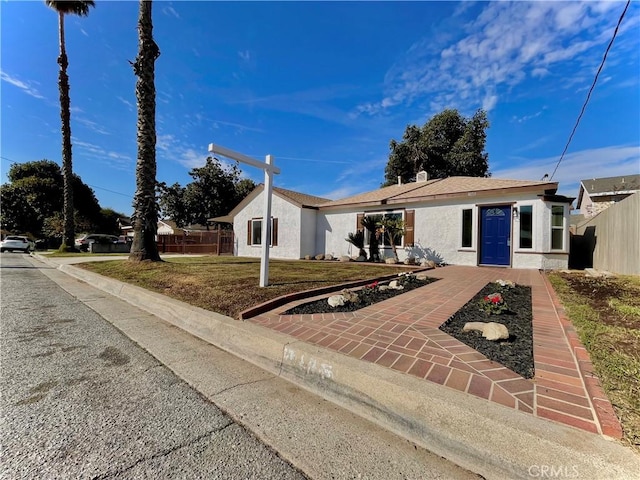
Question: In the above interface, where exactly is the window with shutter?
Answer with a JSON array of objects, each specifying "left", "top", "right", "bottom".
[{"left": 248, "top": 218, "right": 277, "bottom": 246}]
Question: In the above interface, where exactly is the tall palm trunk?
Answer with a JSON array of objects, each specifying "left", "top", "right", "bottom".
[
  {"left": 57, "top": 11, "right": 75, "bottom": 250},
  {"left": 129, "top": 0, "right": 161, "bottom": 261}
]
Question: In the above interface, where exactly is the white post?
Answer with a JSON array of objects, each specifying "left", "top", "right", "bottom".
[
  {"left": 260, "top": 155, "right": 274, "bottom": 287},
  {"left": 207, "top": 143, "right": 279, "bottom": 288}
]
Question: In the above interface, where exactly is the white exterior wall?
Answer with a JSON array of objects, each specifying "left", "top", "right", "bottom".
[
  {"left": 316, "top": 193, "right": 569, "bottom": 269},
  {"left": 300, "top": 208, "right": 318, "bottom": 257},
  {"left": 233, "top": 191, "right": 304, "bottom": 259},
  {"left": 319, "top": 211, "right": 361, "bottom": 258}
]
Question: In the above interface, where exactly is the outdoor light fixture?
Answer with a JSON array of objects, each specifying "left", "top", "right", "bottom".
[
  {"left": 207, "top": 143, "right": 280, "bottom": 287},
  {"left": 513, "top": 207, "right": 519, "bottom": 218}
]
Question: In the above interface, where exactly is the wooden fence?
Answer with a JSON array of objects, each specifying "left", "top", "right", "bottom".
[
  {"left": 570, "top": 193, "right": 639, "bottom": 275},
  {"left": 157, "top": 230, "right": 234, "bottom": 255}
]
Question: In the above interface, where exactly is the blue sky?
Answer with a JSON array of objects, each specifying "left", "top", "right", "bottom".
[{"left": 2, "top": 1, "right": 639, "bottom": 216}]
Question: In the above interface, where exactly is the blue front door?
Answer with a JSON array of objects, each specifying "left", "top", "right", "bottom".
[{"left": 480, "top": 206, "right": 511, "bottom": 266}]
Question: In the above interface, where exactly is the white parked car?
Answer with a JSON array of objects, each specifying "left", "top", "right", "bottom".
[
  {"left": 75, "top": 234, "right": 120, "bottom": 252},
  {"left": 0, "top": 236, "right": 33, "bottom": 253}
]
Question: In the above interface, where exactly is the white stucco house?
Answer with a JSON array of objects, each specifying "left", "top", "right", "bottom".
[{"left": 215, "top": 175, "right": 573, "bottom": 269}]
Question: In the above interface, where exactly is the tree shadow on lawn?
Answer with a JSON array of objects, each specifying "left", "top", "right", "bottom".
[{"left": 439, "top": 283, "right": 534, "bottom": 379}]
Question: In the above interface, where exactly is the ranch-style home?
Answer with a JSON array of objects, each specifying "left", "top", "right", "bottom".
[{"left": 215, "top": 174, "right": 573, "bottom": 269}]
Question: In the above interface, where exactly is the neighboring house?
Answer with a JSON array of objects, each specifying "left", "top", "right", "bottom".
[
  {"left": 576, "top": 174, "right": 640, "bottom": 218},
  {"left": 157, "top": 219, "right": 210, "bottom": 236},
  {"left": 218, "top": 175, "right": 574, "bottom": 269}
]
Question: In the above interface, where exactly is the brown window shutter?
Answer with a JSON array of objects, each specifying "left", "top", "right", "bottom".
[
  {"left": 404, "top": 210, "right": 415, "bottom": 246},
  {"left": 272, "top": 218, "right": 278, "bottom": 246},
  {"left": 247, "top": 220, "right": 252, "bottom": 245},
  {"left": 356, "top": 213, "right": 364, "bottom": 232}
]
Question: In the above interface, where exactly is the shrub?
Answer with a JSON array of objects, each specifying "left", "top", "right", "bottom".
[{"left": 479, "top": 292, "right": 509, "bottom": 315}]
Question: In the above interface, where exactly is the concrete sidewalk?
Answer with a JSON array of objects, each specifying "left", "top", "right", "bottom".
[{"left": 31, "top": 254, "right": 640, "bottom": 479}]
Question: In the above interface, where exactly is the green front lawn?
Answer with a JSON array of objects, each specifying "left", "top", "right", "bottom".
[{"left": 79, "top": 256, "right": 416, "bottom": 319}]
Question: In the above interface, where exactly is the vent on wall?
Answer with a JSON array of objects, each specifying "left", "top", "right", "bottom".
[{"left": 416, "top": 170, "right": 429, "bottom": 183}]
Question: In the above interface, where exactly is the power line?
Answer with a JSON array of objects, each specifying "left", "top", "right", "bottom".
[{"left": 549, "top": 0, "right": 630, "bottom": 181}]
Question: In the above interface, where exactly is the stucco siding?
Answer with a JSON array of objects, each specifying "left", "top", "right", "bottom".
[
  {"left": 317, "top": 193, "right": 568, "bottom": 269},
  {"left": 233, "top": 191, "right": 303, "bottom": 259},
  {"left": 300, "top": 208, "right": 318, "bottom": 257},
  {"left": 231, "top": 184, "right": 569, "bottom": 269}
]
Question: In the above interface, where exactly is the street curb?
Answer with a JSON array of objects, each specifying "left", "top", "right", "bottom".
[{"left": 41, "top": 257, "right": 640, "bottom": 479}]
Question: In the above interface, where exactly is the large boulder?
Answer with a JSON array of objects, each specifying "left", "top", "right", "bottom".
[
  {"left": 482, "top": 322, "right": 509, "bottom": 341},
  {"left": 462, "top": 322, "right": 486, "bottom": 333},
  {"left": 462, "top": 322, "right": 509, "bottom": 341},
  {"left": 327, "top": 295, "right": 346, "bottom": 307}
]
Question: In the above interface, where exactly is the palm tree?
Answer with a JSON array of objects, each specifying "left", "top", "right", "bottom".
[
  {"left": 46, "top": 0, "right": 95, "bottom": 251},
  {"left": 360, "top": 216, "right": 381, "bottom": 262},
  {"left": 378, "top": 217, "right": 405, "bottom": 262},
  {"left": 129, "top": 0, "right": 161, "bottom": 261},
  {"left": 345, "top": 231, "right": 367, "bottom": 259}
]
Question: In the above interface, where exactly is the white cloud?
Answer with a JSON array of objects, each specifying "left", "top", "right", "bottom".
[
  {"left": 73, "top": 138, "right": 133, "bottom": 171},
  {"left": 353, "top": 1, "right": 633, "bottom": 117},
  {"left": 162, "top": 6, "right": 180, "bottom": 19},
  {"left": 0, "top": 70, "right": 44, "bottom": 99},
  {"left": 117, "top": 96, "right": 134, "bottom": 110},
  {"left": 76, "top": 117, "right": 110, "bottom": 135},
  {"left": 492, "top": 144, "right": 640, "bottom": 191}
]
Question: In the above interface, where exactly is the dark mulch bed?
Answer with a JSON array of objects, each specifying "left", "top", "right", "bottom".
[
  {"left": 283, "top": 277, "right": 437, "bottom": 315},
  {"left": 439, "top": 283, "right": 534, "bottom": 379}
]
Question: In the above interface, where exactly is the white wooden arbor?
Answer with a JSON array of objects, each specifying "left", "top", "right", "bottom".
[{"left": 208, "top": 143, "right": 280, "bottom": 287}]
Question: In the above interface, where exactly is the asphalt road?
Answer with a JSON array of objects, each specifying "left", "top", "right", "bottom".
[{"left": 0, "top": 252, "right": 306, "bottom": 479}]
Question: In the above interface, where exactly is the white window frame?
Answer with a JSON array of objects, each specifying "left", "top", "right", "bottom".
[
  {"left": 461, "top": 208, "right": 474, "bottom": 249},
  {"left": 550, "top": 204, "right": 566, "bottom": 251},
  {"left": 363, "top": 211, "right": 405, "bottom": 248},
  {"left": 250, "top": 218, "right": 273, "bottom": 246},
  {"left": 516, "top": 204, "right": 534, "bottom": 250}
]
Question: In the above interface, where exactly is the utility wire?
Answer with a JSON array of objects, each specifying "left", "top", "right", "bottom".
[{"left": 550, "top": 0, "right": 630, "bottom": 181}]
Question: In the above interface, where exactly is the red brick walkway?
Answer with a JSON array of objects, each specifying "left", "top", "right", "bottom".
[{"left": 249, "top": 266, "right": 622, "bottom": 438}]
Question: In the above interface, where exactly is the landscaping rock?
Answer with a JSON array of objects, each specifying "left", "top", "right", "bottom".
[
  {"left": 388, "top": 280, "right": 404, "bottom": 290},
  {"left": 315, "top": 254, "right": 325, "bottom": 260},
  {"left": 339, "top": 255, "right": 351, "bottom": 262},
  {"left": 415, "top": 273, "right": 430, "bottom": 280},
  {"left": 340, "top": 289, "right": 359, "bottom": 303},
  {"left": 420, "top": 260, "right": 437, "bottom": 268},
  {"left": 482, "top": 322, "right": 509, "bottom": 341},
  {"left": 385, "top": 257, "right": 398, "bottom": 264},
  {"left": 327, "top": 295, "right": 346, "bottom": 307},
  {"left": 304, "top": 255, "right": 312, "bottom": 260},
  {"left": 462, "top": 322, "right": 486, "bottom": 333},
  {"left": 325, "top": 254, "right": 334, "bottom": 261},
  {"left": 378, "top": 285, "right": 390, "bottom": 291},
  {"left": 462, "top": 321, "right": 509, "bottom": 341},
  {"left": 404, "top": 257, "right": 416, "bottom": 265},
  {"left": 355, "top": 255, "right": 366, "bottom": 262}
]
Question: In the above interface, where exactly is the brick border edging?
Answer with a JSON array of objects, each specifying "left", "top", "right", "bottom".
[
  {"left": 541, "top": 272, "right": 623, "bottom": 439},
  {"left": 239, "top": 266, "right": 434, "bottom": 320}
]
